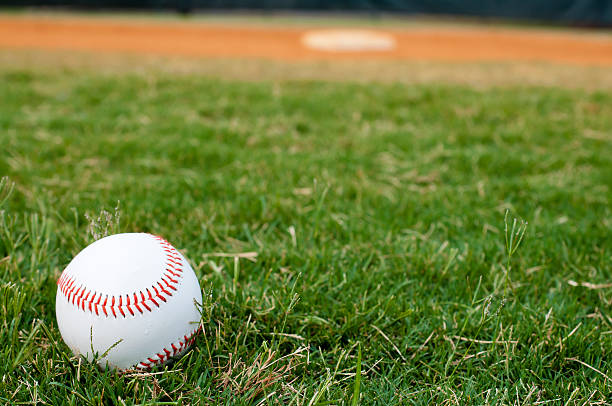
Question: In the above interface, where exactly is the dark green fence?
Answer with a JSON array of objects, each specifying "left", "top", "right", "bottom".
[{"left": 6, "top": 0, "right": 612, "bottom": 26}]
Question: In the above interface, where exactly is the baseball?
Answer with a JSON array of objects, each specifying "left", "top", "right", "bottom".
[{"left": 56, "top": 233, "right": 202, "bottom": 371}]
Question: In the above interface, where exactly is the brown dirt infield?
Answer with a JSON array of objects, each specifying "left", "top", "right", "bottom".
[{"left": 1, "top": 14, "right": 612, "bottom": 66}]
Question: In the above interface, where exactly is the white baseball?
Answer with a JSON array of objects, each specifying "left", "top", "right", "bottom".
[{"left": 56, "top": 233, "right": 202, "bottom": 371}]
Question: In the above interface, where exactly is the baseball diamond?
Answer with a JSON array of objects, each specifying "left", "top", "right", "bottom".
[{"left": 0, "top": 7, "right": 610, "bottom": 405}]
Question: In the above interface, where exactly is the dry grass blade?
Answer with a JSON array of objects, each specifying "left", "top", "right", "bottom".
[
  {"left": 216, "top": 349, "right": 300, "bottom": 402},
  {"left": 567, "top": 280, "right": 612, "bottom": 290},
  {"left": 373, "top": 325, "right": 407, "bottom": 362},
  {"left": 453, "top": 336, "right": 518, "bottom": 345},
  {"left": 202, "top": 252, "right": 258, "bottom": 262},
  {"left": 565, "top": 358, "right": 612, "bottom": 382}
]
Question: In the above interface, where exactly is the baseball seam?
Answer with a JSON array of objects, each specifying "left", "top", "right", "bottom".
[
  {"left": 135, "top": 325, "right": 201, "bottom": 370},
  {"left": 56, "top": 234, "right": 183, "bottom": 318}
]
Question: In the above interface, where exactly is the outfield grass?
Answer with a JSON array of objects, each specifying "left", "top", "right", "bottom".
[{"left": 0, "top": 68, "right": 611, "bottom": 404}]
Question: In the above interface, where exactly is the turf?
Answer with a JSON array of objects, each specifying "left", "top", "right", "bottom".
[{"left": 0, "top": 68, "right": 611, "bottom": 404}]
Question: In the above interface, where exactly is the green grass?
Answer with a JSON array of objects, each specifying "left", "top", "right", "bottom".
[{"left": 0, "top": 67, "right": 611, "bottom": 404}]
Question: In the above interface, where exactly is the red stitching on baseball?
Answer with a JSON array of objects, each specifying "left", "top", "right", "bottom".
[
  {"left": 147, "top": 288, "right": 160, "bottom": 307},
  {"left": 62, "top": 277, "right": 73, "bottom": 295},
  {"left": 166, "top": 268, "right": 180, "bottom": 278},
  {"left": 126, "top": 296, "right": 134, "bottom": 316},
  {"left": 167, "top": 259, "right": 182, "bottom": 270},
  {"left": 163, "top": 276, "right": 178, "bottom": 291},
  {"left": 134, "top": 326, "right": 201, "bottom": 371},
  {"left": 68, "top": 280, "right": 76, "bottom": 297},
  {"left": 57, "top": 234, "right": 185, "bottom": 319},
  {"left": 94, "top": 293, "right": 101, "bottom": 316},
  {"left": 102, "top": 296, "right": 108, "bottom": 317},
  {"left": 152, "top": 285, "right": 167, "bottom": 303},
  {"left": 133, "top": 293, "right": 143, "bottom": 314},
  {"left": 70, "top": 285, "right": 78, "bottom": 305},
  {"left": 69, "top": 285, "right": 77, "bottom": 304},
  {"left": 118, "top": 296, "right": 127, "bottom": 317},
  {"left": 111, "top": 296, "right": 117, "bottom": 317},
  {"left": 77, "top": 286, "right": 85, "bottom": 303},
  {"left": 158, "top": 281, "right": 172, "bottom": 297}
]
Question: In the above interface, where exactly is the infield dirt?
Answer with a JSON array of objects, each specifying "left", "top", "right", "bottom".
[
  {"left": 1, "top": 13, "right": 612, "bottom": 88},
  {"left": 1, "top": 14, "right": 612, "bottom": 65}
]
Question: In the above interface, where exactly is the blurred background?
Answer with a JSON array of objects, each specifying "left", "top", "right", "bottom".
[
  {"left": 2, "top": 0, "right": 612, "bottom": 76},
  {"left": 3, "top": 0, "right": 612, "bottom": 26}
]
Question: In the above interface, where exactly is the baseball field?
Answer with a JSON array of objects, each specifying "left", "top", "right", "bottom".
[{"left": 1, "top": 11, "right": 611, "bottom": 404}]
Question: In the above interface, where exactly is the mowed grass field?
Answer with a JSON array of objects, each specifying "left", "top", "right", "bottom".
[{"left": 0, "top": 66, "right": 611, "bottom": 404}]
